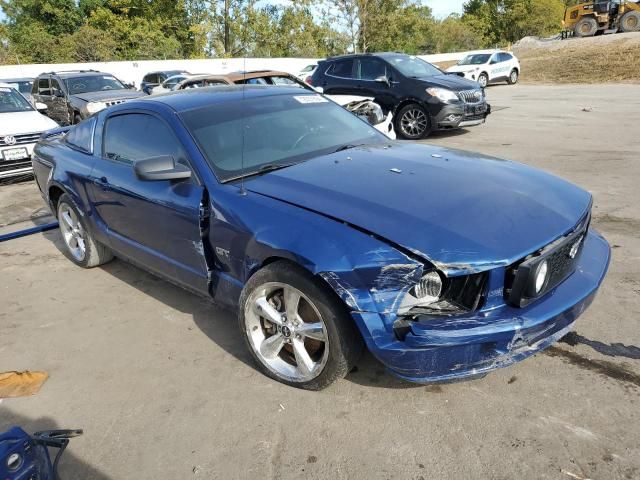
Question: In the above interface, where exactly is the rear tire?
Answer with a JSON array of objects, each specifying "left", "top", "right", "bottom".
[
  {"left": 477, "top": 73, "right": 489, "bottom": 88},
  {"left": 73, "top": 113, "right": 82, "bottom": 125},
  {"left": 395, "top": 103, "right": 432, "bottom": 140},
  {"left": 574, "top": 17, "right": 598, "bottom": 37},
  {"left": 620, "top": 11, "right": 640, "bottom": 32},
  {"left": 507, "top": 69, "right": 519, "bottom": 85},
  {"left": 239, "top": 261, "right": 363, "bottom": 390},
  {"left": 57, "top": 193, "right": 113, "bottom": 268}
]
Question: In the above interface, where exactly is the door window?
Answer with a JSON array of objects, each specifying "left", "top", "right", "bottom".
[
  {"left": 103, "top": 113, "right": 188, "bottom": 168},
  {"left": 37, "top": 77, "right": 51, "bottom": 95},
  {"left": 358, "top": 58, "right": 387, "bottom": 80},
  {"left": 50, "top": 78, "right": 64, "bottom": 96},
  {"left": 500, "top": 53, "right": 513, "bottom": 62},
  {"left": 143, "top": 73, "right": 158, "bottom": 84},
  {"left": 329, "top": 59, "right": 354, "bottom": 78}
]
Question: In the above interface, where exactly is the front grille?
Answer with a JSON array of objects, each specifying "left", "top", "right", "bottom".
[
  {"left": 0, "top": 132, "right": 41, "bottom": 146},
  {"left": 463, "top": 113, "right": 486, "bottom": 121},
  {"left": 458, "top": 89, "right": 484, "bottom": 104},
  {"left": 0, "top": 158, "right": 32, "bottom": 173},
  {"left": 504, "top": 210, "right": 591, "bottom": 307}
]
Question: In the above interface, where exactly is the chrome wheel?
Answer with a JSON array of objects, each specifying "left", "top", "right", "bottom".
[
  {"left": 510, "top": 70, "right": 518, "bottom": 84},
  {"left": 399, "top": 108, "right": 428, "bottom": 138},
  {"left": 245, "top": 282, "right": 329, "bottom": 382},
  {"left": 478, "top": 74, "right": 488, "bottom": 88},
  {"left": 59, "top": 205, "right": 86, "bottom": 261}
]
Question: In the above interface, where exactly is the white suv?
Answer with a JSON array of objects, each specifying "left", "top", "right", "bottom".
[
  {"left": 0, "top": 84, "right": 59, "bottom": 181},
  {"left": 447, "top": 50, "right": 521, "bottom": 88}
]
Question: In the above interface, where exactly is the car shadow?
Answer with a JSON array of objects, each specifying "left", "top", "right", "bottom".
[
  {"left": 0, "top": 410, "right": 111, "bottom": 479},
  {"left": 560, "top": 331, "right": 640, "bottom": 360},
  {"left": 42, "top": 229, "right": 422, "bottom": 389}
]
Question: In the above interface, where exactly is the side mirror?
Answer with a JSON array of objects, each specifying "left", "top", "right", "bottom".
[
  {"left": 35, "top": 102, "right": 48, "bottom": 112},
  {"left": 53, "top": 90, "right": 65, "bottom": 98},
  {"left": 134, "top": 155, "right": 192, "bottom": 181},
  {"left": 374, "top": 75, "right": 390, "bottom": 87}
]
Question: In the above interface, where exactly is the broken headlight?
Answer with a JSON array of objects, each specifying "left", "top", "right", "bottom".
[
  {"left": 347, "top": 100, "right": 385, "bottom": 125},
  {"left": 398, "top": 271, "right": 442, "bottom": 314},
  {"left": 394, "top": 271, "right": 489, "bottom": 340},
  {"left": 398, "top": 271, "right": 488, "bottom": 317}
]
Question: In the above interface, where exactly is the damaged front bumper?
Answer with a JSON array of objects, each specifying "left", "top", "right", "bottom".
[
  {"left": 351, "top": 229, "right": 610, "bottom": 383},
  {"left": 435, "top": 102, "right": 491, "bottom": 129}
]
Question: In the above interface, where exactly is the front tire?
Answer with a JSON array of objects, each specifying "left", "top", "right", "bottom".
[
  {"left": 73, "top": 113, "right": 82, "bottom": 125},
  {"left": 57, "top": 193, "right": 113, "bottom": 268},
  {"left": 574, "top": 17, "right": 598, "bottom": 37},
  {"left": 508, "top": 69, "right": 519, "bottom": 85},
  {"left": 477, "top": 73, "right": 489, "bottom": 88},
  {"left": 395, "top": 103, "right": 431, "bottom": 140},
  {"left": 239, "top": 261, "right": 363, "bottom": 390}
]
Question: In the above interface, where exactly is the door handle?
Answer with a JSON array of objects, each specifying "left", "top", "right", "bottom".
[{"left": 92, "top": 176, "right": 110, "bottom": 190}]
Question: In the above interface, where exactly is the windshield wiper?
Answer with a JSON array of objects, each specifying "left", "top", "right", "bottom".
[
  {"left": 224, "top": 162, "right": 298, "bottom": 183},
  {"left": 257, "top": 162, "right": 297, "bottom": 174},
  {"left": 332, "top": 143, "right": 365, "bottom": 153}
]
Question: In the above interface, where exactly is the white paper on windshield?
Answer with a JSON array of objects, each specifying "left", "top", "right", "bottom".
[{"left": 294, "top": 95, "right": 329, "bottom": 104}]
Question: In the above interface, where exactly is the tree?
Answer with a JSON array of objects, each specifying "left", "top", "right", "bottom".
[
  {"left": 430, "top": 14, "right": 484, "bottom": 53},
  {"left": 463, "top": 0, "right": 566, "bottom": 46},
  {"left": 326, "top": 0, "right": 435, "bottom": 54}
]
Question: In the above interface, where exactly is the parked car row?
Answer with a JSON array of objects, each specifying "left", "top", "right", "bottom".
[{"left": 0, "top": 50, "right": 518, "bottom": 181}]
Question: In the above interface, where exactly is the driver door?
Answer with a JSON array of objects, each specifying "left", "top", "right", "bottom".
[
  {"left": 87, "top": 110, "right": 210, "bottom": 294},
  {"left": 49, "top": 78, "right": 70, "bottom": 125}
]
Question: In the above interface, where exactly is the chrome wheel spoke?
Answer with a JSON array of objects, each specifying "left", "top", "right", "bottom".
[
  {"left": 297, "top": 322, "right": 326, "bottom": 341},
  {"left": 259, "top": 333, "right": 285, "bottom": 359},
  {"left": 254, "top": 296, "right": 283, "bottom": 326},
  {"left": 283, "top": 286, "right": 300, "bottom": 321},
  {"left": 61, "top": 211, "right": 74, "bottom": 230},
  {"left": 293, "top": 338, "right": 315, "bottom": 376}
]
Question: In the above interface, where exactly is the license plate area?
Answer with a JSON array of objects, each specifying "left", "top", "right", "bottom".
[
  {"left": 2, "top": 147, "right": 29, "bottom": 161},
  {"left": 465, "top": 104, "right": 487, "bottom": 115}
]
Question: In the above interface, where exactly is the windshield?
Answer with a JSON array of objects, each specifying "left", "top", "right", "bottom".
[
  {"left": 0, "top": 87, "right": 33, "bottom": 113},
  {"left": 385, "top": 55, "right": 442, "bottom": 78},
  {"left": 458, "top": 54, "right": 492, "bottom": 66},
  {"left": 5, "top": 81, "right": 33, "bottom": 95},
  {"left": 181, "top": 93, "right": 386, "bottom": 182},
  {"left": 64, "top": 75, "right": 125, "bottom": 95}
]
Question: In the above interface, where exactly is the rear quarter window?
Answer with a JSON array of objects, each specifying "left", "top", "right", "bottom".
[
  {"left": 65, "top": 117, "right": 96, "bottom": 154},
  {"left": 328, "top": 59, "right": 354, "bottom": 78}
]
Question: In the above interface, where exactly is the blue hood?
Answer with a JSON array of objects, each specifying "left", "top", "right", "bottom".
[{"left": 244, "top": 143, "right": 592, "bottom": 275}]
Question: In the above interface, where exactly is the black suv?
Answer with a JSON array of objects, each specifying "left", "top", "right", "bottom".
[
  {"left": 32, "top": 70, "right": 144, "bottom": 126},
  {"left": 140, "top": 70, "right": 190, "bottom": 94},
  {"left": 309, "top": 53, "right": 491, "bottom": 139}
]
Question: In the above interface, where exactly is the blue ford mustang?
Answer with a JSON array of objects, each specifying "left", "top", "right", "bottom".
[{"left": 32, "top": 86, "right": 610, "bottom": 390}]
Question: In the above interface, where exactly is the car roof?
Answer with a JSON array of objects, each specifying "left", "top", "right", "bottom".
[
  {"left": 134, "top": 85, "right": 317, "bottom": 112},
  {"left": 43, "top": 70, "right": 114, "bottom": 79},
  {"left": 148, "top": 70, "right": 189, "bottom": 75},
  {"left": 0, "top": 77, "right": 33, "bottom": 82}
]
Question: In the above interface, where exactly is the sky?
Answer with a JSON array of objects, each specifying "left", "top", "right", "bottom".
[{"left": 425, "top": 0, "right": 466, "bottom": 19}]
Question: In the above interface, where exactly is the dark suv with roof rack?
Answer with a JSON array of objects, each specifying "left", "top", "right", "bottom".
[
  {"left": 32, "top": 70, "right": 144, "bottom": 126},
  {"left": 309, "top": 52, "right": 491, "bottom": 140}
]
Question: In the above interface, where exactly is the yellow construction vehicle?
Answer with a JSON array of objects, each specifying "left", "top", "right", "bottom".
[{"left": 563, "top": 1, "right": 640, "bottom": 37}]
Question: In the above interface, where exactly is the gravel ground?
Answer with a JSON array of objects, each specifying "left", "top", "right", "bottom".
[{"left": 1, "top": 84, "right": 639, "bottom": 480}]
